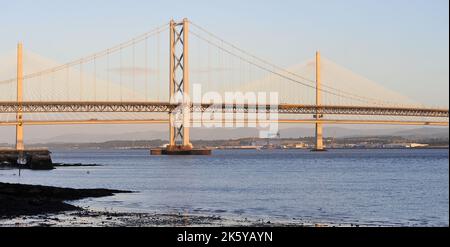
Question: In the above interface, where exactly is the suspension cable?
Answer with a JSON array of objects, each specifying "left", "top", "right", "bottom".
[
  {"left": 0, "top": 23, "right": 169, "bottom": 85},
  {"left": 189, "top": 21, "right": 404, "bottom": 107},
  {"left": 190, "top": 30, "right": 381, "bottom": 106}
]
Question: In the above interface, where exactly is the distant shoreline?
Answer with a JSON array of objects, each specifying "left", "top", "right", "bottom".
[
  {"left": 1, "top": 135, "right": 447, "bottom": 151},
  {"left": 23, "top": 147, "right": 450, "bottom": 151}
]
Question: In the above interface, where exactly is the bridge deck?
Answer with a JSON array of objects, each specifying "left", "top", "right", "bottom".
[
  {"left": 0, "top": 119, "right": 448, "bottom": 126},
  {"left": 0, "top": 101, "right": 448, "bottom": 118}
]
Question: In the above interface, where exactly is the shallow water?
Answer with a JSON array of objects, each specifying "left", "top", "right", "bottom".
[{"left": 1, "top": 149, "right": 448, "bottom": 226}]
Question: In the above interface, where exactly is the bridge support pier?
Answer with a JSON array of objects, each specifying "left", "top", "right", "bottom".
[
  {"left": 312, "top": 51, "right": 327, "bottom": 152},
  {"left": 16, "top": 43, "right": 24, "bottom": 152},
  {"left": 312, "top": 123, "right": 326, "bottom": 152},
  {"left": 0, "top": 149, "right": 53, "bottom": 170}
]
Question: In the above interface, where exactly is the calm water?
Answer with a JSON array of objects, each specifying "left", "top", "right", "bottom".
[{"left": 1, "top": 149, "right": 448, "bottom": 226}]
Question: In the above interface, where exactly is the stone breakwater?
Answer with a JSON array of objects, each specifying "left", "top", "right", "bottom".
[{"left": 0, "top": 182, "right": 132, "bottom": 217}]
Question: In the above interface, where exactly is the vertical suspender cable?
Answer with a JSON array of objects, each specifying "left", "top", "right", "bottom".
[
  {"left": 94, "top": 57, "right": 97, "bottom": 101},
  {"left": 156, "top": 32, "right": 160, "bottom": 101},
  {"left": 51, "top": 72, "right": 55, "bottom": 101},
  {"left": 107, "top": 50, "right": 110, "bottom": 101},
  {"left": 132, "top": 41, "right": 136, "bottom": 100},
  {"left": 145, "top": 38, "right": 148, "bottom": 101},
  {"left": 120, "top": 47, "right": 123, "bottom": 102},
  {"left": 35, "top": 74, "right": 39, "bottom": 101},
  {"left": 79, "top": 62, "right": 83, "bottom": 101},
  {"left": 66, "top": 67, "right": 69, "bottom": 101},
  {"left": 207, "top": 42, "right": 211, "bottom": 92}
]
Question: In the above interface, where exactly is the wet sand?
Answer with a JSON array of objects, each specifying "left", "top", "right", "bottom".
[{"left": 1, "top": 209, "right": 333, "bottom": 227}]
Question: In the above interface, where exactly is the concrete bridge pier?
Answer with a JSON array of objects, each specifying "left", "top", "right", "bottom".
[{"left": 311, "top": 51, "right": 327, "bottom": 152}]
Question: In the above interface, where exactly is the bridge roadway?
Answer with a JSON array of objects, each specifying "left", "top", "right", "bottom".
[
  {"left": 0, "top": 101, "right": 448, "bottom": 126},
  {"left": 0, "top": 119, "right": 448, "bottom": 126},
  {"left": 0, "top": 101, "right": 448, "bottom": 117}
]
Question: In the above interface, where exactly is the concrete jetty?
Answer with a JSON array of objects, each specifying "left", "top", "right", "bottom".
[{"left": 0, "top": 149, "right": 53, "bottom": 170}]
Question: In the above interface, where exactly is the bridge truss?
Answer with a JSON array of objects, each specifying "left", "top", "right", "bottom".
[{"left": 0, "top": 101, "right": 447, "bottom": 118}]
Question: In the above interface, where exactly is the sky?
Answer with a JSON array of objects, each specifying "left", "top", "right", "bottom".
[
  {"left": 0, "top": 0, "right": 448, "bottom": 143},
  {"left": 0, "top": 0, "right": 448, "bottom": 106}
]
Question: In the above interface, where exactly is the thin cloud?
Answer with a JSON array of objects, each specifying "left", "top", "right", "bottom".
[
  {"left": 191, "top": 67, "right": 233, "bottom": 74},
  {"left": 109, "top": 67, "right": 158, "bottom": 76}
]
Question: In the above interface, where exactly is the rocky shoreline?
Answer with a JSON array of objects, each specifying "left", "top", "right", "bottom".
[
  {"left": 0, "top": 182, "right": 131, "bottom": 217},
  {"left": 0, "top": 148, "right": 102, "bottom": 170},
  {"left": 53, "top": 163, "right": 102, "bottom": 167}
]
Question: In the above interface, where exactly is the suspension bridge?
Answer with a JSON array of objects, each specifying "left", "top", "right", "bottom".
[{"left": 0, "top": 18, "right": 448, "bottom": 156}]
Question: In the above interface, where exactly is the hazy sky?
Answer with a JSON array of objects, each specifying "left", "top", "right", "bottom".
[{"left": 0, "top": 0, "right": 448, "bottom": 106}]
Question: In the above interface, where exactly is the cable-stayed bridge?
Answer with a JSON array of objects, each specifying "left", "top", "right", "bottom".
[{"left": 0, "top": 19, "right": 448, "bottom": 154}]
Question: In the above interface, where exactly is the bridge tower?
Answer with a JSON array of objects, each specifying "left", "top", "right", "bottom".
[
  {"left": 16, "top": 42, "right": 24, "bottom": 151},
  {"left": 151, "top": 18, "right": 210, "bottom": 155},
  {"left": 313, "top": 51, "right": 325, "bottom": 151},
  {"left": 167, "top": 18, "right": 193, "bottom": 151},
  {"left": 150, "top": 18, "right": 210, "bottom": 155}
]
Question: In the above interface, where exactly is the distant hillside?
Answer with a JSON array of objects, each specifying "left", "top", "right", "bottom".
[
  {"left": 391, "top": 128, "right": 449, "bottom": 139},
  {"left": 280, "top": 126, "right": 449, "bottom": 139},
  {"left": 27, "top": 134, "right": 449, "bottom": 150},
  {"left": 3, "top": 126, "right": 447, "bottom": 145},
  {"left": 29, "top": 128, "right": 260, "bottom": 144}
]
